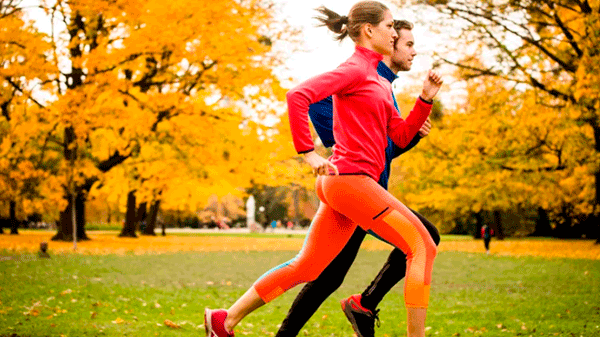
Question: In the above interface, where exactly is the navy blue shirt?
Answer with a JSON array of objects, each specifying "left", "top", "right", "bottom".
[{"left": 308, "top": 62, "right": 421, "bottom": 190}]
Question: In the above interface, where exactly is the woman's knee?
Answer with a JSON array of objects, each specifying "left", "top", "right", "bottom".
[
  {"left": 289, "top": 258, "right": 327, "bottom": 284},
  {"left": 425, "top": 238, "right": 438, "bottom": 260}
]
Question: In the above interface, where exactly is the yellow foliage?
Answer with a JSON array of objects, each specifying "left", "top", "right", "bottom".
[{"left": 2, "top": 0, "right": 300, "bottom": 221}]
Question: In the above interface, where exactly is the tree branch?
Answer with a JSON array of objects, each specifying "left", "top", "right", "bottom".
[
  {"left": 500, "top": 164, "right": 566, "bottom": 172},
  {"left": 548, "top": 2, "right": 583, "bottom": 57},
  {"left": 4, "top": 77, "right": 45, "bottom": 108},
  {"left": 450, "top": 6, "right": 578, "bottom": 72},
  {"left": 528, "top": 75, "right": 576, "bottom": 103}
]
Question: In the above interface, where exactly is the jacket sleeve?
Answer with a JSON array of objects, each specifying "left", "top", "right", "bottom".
[
  {"left": 287, "top": 62, "right": 363, "bottom": 154},
  {"left": 387, "top": 97, "right": 432, "bottom": 149},
  {"left": 391, "top": 134, "right": 421, "bottom": 159}
]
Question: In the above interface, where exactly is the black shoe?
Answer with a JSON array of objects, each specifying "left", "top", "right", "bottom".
[{"left": 340, "top": 294, "right": 380, "bottom": 337}]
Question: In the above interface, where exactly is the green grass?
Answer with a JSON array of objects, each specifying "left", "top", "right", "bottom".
[{"left": 1, "top": 251, "right": 599, "bottom": 336}]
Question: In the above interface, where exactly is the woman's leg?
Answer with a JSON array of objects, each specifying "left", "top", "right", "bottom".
[
  {"left": 216, "top": 199, "right": 357, "bottom": 332},
  {"left": 276, "top": 227, "right": 367, "bottom": 337},
  {"left": 320, "top": 175, "right": 437, "bottom": 337},
  {"left": 360, "top": 209, "right": 440, "bottom": 311}
]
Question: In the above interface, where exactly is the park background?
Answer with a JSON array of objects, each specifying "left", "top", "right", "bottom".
[{"left": 2, "top": 0, "right": 600, "bottom": 336}]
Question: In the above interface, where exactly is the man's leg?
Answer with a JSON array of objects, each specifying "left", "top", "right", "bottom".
[
  {"left": 359, "top": 208, "right": 440, "bottom": 312},
  {"left": 276, "top": 227, "right": 367, "bottom": 337}
]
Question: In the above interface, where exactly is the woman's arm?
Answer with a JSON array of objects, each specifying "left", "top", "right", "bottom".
[
  {"left": 388, "top": 70, "right": 443, "bottom": 148},
  {"left": 387, "top": 98, "right": 432, "bottom": 148},
  {"left": 287, "top": 62, "right": 363, "bottom": 154}
]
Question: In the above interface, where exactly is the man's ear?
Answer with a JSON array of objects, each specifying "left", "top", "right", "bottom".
[{"left": 363, "top": 23, "right": 374, "bottom": 38}]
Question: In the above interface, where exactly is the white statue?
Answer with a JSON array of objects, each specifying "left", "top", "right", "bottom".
[{"left": 246, "top": 195, "right": 256, "bottom": 229}]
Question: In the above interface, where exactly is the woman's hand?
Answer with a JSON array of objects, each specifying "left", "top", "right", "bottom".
[{"left": 302, "top": 151, "right": 339, "bottom": 176}]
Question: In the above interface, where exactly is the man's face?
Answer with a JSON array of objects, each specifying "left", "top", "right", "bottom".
[{"left": 391, "top": 29, "right": 417, "bottom": 71}]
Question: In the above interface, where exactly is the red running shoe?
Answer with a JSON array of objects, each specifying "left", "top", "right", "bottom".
[
  {"left": 340, "top": 294, "right": 380, "bottom": 337},
  {"left": 204, "top": 308, "right": 235, "bottom": 337}
]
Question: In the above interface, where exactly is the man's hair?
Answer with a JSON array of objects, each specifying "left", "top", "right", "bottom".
[
  {"left": 393, "top": 19, "right": 413, "bottom": 50},
  {"left": 393, "top": 19, "right": 413, "bottom": 35}
]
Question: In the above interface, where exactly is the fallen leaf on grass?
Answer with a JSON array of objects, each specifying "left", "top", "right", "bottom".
[
  {"left": 112, "top": 317, "right": 125, "bottom": 324},
  {"left": 164, "top": 319, "right": 181, "bottom": 329},
  {"left": 60, "top": 289, "right": 72, "bottom": 296},
  {"left": 23, "top": 309, "right": 40, "bottom": 316}
]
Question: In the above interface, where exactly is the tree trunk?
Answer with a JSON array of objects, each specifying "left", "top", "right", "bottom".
[
  {"left": 9, "top": 200, "right": 19, "bottom": 235},
  {"left": 142, "top": 200, "right": 160, "bottom": 236},
  {"left": 75, "top": 191, "right": 90, "bottom": 240},
  {"left": 137, "top": 202, "right": 147, "bottom": 232},
  {"left": 52, "top": 192, "right": 74, "bottom": 241},
  {"left": 107, "top": 202, "right": 112, "bottom": 224},
  {"left": 553, "top": 205, "right": 573, "bottom": 238},
  {"left": 119, "top": 191, "right": 138, "bottom": 237},
  {"left": 53, "top": 126, "right": 78, "bottom": 241},
  {"left": 473, "top": 212, "right": 484, "bottom": 239},
  {"left": 491, "top": 210, "right": 505, "bottom": 240},
  {"left": 531, "top": 207, "right": 553, "bottom": 237}
]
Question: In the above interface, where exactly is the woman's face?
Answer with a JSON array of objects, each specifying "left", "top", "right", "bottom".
[{"left": 370, "top": 10, "right": 398, "bottom": 56}]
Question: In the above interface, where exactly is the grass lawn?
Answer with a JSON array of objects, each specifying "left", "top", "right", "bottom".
[{"left": 1, "top": 248, "right": 599, "bottom": 336}]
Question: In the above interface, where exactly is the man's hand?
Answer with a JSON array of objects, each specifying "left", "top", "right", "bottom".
[
  {"left": 421, "top": 69, "right": 443, "bottom": 102},
  {"left": 302, "top": 151, "right": 339, "bottom": 176},
  {"left": 418, "top": 117, "right": 432, "bottom": 137}
]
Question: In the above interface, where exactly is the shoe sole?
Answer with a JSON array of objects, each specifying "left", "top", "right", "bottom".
[
  {"left": 341, "top": 299, "right": 366, "bottom": 337},
  {"left": 204, "top": 308, "right": 213, "bottom": 337}
]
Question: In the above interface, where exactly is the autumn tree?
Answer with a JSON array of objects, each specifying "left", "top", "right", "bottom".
[
  {"left": 0, "top": 0, "right": 62, "bottom": 234},
  {"left": 31, "top": 0, "right": 289, "bottom": 240},
  {"left": 390, "top": 76, "right": 593, "bottom": 238}
]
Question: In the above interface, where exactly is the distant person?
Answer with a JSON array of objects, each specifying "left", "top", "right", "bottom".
[
  {"left": 218, "top": 219, "right": 230, "bottom": 230},
  {"left": 270, "top": 220, "right": 277, "bottom": 232},
  {"left": 481, "top": 224, "right": 494, "bottom": 254},
  {"left": 286, "top": 221, "right": 294, "bottom": 230}
]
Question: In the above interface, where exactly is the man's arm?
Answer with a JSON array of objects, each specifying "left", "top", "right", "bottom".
[
  {"left": 391, "top": 134, "right": 421, "bottom": 159},
  {"left": 308, "top": 96, "right": 335, "bottom": 148}
]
